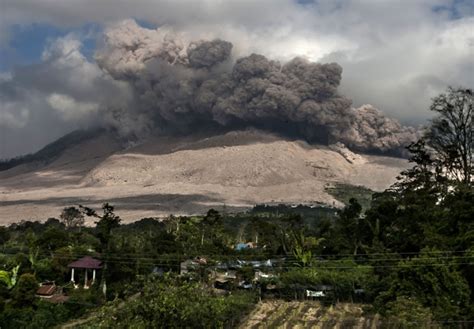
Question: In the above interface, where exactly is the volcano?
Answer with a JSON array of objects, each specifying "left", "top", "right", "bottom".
[{"left": 0, "top": 129, "right": 409, "bottom": 224}]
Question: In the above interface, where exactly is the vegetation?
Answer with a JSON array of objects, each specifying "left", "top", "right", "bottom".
[
  {"left": 0, "top": 87, "right": 472, "bottom": 327},
  {"left": 325, "top": 183, "right": 374, "bottom": 210},
  {"left": 80, "top": 276, "right": 256, "bottom": 328}
]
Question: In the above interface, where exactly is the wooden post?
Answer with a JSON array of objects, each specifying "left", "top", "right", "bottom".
[
  {"left": 84, "top": 269, "right": 88, "bottom": 288},
  {"left": 71, "top": 268, "right": 75, "bottom": 282},
  {"left": 92, "top": 269, "right": 96, "bottom": 283}
]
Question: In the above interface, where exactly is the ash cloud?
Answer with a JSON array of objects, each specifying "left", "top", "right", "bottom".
[
  {"left": 187, "top": 40, "right": 233, "bottom": 69},
  {"left": 1, "top": 19, "right": 418, "bottom": 158},
  {"left": 93, "top": 20, "right": 417, "bottom": 155}
]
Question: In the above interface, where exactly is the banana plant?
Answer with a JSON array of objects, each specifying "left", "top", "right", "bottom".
[
  {"left": 28, "top": 248, "right": 39, "bottom": 273},
  {"left": 0, "top": 265, "right": 20, "bottom": 289},
  {"left": 293, "top": 245, "right": 313, "bottom": 267},
  {"left": 292, "top": 232, "right": 324, "bottom": 267}
]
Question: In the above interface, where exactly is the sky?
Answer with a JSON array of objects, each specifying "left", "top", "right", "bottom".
[{"left": 0, "top": 0, "right": 473, "bottom": 159}]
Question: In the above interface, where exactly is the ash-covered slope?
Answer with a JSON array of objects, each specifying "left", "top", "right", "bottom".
[{"left": 0, "top": 129, "right": 409, "bottom": 224}]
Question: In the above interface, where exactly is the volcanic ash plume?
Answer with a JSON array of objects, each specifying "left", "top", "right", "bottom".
[{"left": 95, "top": 19, "right": 417, "bottom": 155}]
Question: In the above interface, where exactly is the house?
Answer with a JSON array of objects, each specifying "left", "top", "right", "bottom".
[
  {"left": 36, "top": 282, "right": 58, "bottom": 299},
  {"left": 36, "top": 281, "right": 69, "bottom": 303},
  {"left": 180, "top": 257, "right": 207, "bottom": 275},
  {"left": 213, "top": 271, "right": 236, "bottom": 290},
  {"left": 254, "top": 270, "right": 276, "bottom": 281}
]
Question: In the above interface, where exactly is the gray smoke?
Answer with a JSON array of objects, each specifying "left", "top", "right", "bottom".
[
  {"left": 95, "top": 20, "right": 418, "bottom": 155},
  {"left": 187, "top": 40, "right": 233, "bottom": 69}
]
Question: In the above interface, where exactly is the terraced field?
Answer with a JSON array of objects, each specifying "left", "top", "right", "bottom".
[{"left": 239, "top": 300, "right": 381, "bottom": 329}]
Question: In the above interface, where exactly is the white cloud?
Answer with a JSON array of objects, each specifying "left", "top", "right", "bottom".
[
  {"left": 47, "top": 93, "right": 99, "bottom": 120},
  {"left": 0, "top": 102, "right": 29, "bottom": 128},
  {"left": 0, "top": 33, "right": 131, "bottom": 158}
]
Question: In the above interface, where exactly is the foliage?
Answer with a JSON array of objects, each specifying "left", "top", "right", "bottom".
[
  {"left": 0, "top": 265, "right": 20, "bottom": 289},
  {"left": 12, "top": 273, "right": 38, "bottom": 307},
  {"left": 80, "top": 203, "right": 121, "bottom": 246},
  {"left": 375, "top": 250, "right": 470, "bottom": 321},
  {"left": 385, "top": 296, "right": 438, "bottom": 329},
  {"left": 292, "top": 233, "right": 324, "bottom": 267},
  {"left": 280, "top": 260, "right": 375, "bottom": 301},
  {"left": 60, "top": 206, "right": 85, "bottom": 229},
  {"left": 325, "top": 183, "right": 374, "bottom": 210},
  {"left": 426, "top": 87, "right": 473, "bottom": 184},
  {"left": 88, "top": 276, "right": 256, "bottom": 329},
  {"left": 396, "top": 87, "right": 473, "bottom": 191}
]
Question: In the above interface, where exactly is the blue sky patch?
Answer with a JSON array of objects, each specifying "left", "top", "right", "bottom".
[{"left": 0, "top": 23, "right": 101, "bottom": 71}]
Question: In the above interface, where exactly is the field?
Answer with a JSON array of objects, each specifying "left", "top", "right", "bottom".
[{"left": 239, "top": 300, "right": 381, "bottom": 329}]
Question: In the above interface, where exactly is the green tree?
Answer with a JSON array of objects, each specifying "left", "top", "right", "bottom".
[
  {"left": 376, "top": 250, "right": 470, "bottom": 321},
  {"left": 385, "top": 296, "right": 438, "bottom": 329},
  {"left": 200, "top": 209, "right": 222, "bottom": 246},
  {"left": 0, "top": 265, "right": 20, "bottom": 289},
  {"left": 80, "top": 203, "right": 121, "bottom": 246},
  {"left": 59, "top": 206, "right": 85, "bottom": 229},
  {"left": 332, "top": 198, "right": 370, "bottom": 255},
  {"left": 12, "top": 273, "right": 38, "bottom": 307}
]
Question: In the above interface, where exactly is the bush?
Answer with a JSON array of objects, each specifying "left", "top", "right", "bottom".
[
  {"left": 90, "top": 275, "right": 256, "bottom": 328},
  {"left": 12, "top": 273, "right": 38, "bottom": 307},
  {"left": 385, "top": 296, "right": 438, "bottom": 329}
]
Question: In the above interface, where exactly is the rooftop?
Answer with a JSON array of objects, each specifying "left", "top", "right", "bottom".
[
  {"left": 68, "top": 256, "right": 102, "bottom": 269},
  {"left": 36, "top": 284, "right": 56, "bottom": 296}
]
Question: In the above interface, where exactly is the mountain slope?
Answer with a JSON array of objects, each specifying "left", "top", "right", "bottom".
[{"left": 0, "top": 129, "right": 409, "bottom": 224}]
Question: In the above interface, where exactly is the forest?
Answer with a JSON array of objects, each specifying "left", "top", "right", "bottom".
[{"left": 0, "top": 87, "right": 472, "bottom": 328}]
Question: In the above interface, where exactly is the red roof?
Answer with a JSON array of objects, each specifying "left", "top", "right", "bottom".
[
  {"left": 68, "top": 256, "right": 102, "bottom": 269},
  {"left": 36, "top": 284, "right": 56, "bottom": 296}
]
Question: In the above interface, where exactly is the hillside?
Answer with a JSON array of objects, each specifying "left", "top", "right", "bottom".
[{"left": 0, "top": 129, "right": 410, "bottom": 224}]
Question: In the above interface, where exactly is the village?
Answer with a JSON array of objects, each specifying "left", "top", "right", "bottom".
[
  {"left": 34, "top": 243, "right": 344, "bottom": 305},
  {"left": 1, "top": 203, "right": 378, "bottom": 327}
]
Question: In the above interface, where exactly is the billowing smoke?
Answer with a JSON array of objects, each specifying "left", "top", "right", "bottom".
[{"left": 93, "top": 19, "right": 417, "bottom": 155}]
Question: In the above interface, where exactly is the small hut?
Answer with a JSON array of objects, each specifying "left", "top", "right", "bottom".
[
  {"left": 36, "top": 281, "right": 69, "bottom": 303},
  {"left": 36, "top": 282, "right": 58, "bottom": 299},
  {"left": 68, "top": 256, "right": 102, "bottom": 289}
]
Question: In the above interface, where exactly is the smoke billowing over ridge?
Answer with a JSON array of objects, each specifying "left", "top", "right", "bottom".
[
  {"left": 93, "top": 20, "right": 417, "bottom": 155},
  {"left": 0, "top": 19, "right": 418, "bottom": 158}
]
